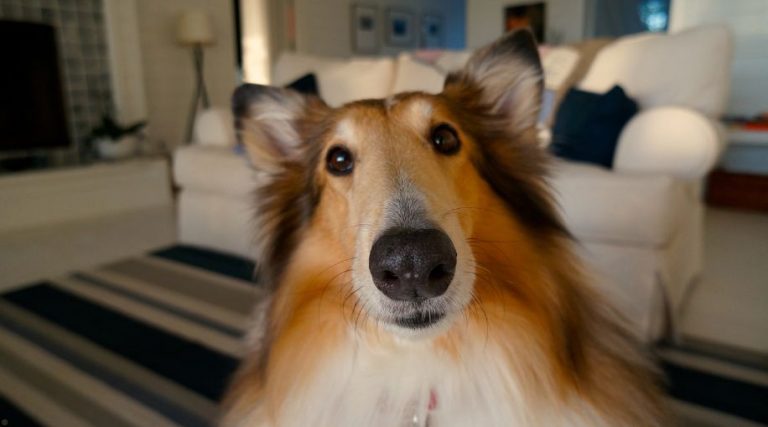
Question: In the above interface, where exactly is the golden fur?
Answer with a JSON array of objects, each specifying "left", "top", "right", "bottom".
[{"left": 223, "top": 30, "right": 667, "bottom": 426}]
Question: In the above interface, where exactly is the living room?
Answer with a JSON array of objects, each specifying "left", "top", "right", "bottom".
[{"left": 0, "top": 0, "right": 766, "bottom": 426}]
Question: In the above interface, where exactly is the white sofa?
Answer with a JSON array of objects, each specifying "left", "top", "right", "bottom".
[{"left": 173, "top": 26, "right": 732, "bottom": 340}]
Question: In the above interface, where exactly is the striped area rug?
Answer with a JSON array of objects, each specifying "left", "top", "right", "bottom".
[{"left": 0, "top": 245, "right": 766, "bottom": 426}]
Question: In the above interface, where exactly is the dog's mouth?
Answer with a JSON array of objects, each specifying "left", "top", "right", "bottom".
[{"left": 393, "top": 311, "right": 446, "bottom": 329}]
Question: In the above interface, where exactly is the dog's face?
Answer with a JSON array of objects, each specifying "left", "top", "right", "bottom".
[
  {"left": 234, "top": 31, "right": 563, "bottom": 339},
  {"left": 316, "top": 95, "right": 482, "bottom": 337}
]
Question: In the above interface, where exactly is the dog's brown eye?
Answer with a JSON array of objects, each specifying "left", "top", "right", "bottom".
[
  {"left": 326, "top": 145, "right": 354, "bottom": 175},
  {"left": 431, "top": 124, "right": 460, "bottom": 155}
]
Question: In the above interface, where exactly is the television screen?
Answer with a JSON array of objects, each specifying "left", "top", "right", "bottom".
[{"left": 0, "top": 21, "right": 70, "bottom": 151}]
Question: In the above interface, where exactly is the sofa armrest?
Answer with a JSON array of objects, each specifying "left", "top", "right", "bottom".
[
  {"left": 194, "top": 108, "right": 236, "bottom": 147},
  {"left": 173, "top": 145, "right": 254, "bottom": 196},
  {"left": 613, "top": 107, "right": 725, "bottom": 180}
]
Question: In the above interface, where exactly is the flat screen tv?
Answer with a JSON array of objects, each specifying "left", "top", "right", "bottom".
[{"left": 0, "top": 20, "right": 70, "bottom": 151}]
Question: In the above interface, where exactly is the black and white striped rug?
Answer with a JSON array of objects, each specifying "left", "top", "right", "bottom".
[{"left": 0, "top": 245, "right": 765, "bottom": 426}]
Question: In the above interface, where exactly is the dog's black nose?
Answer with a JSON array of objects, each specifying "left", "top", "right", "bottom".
[{"left": 369, "top": 228, "right": 456, "bottom": 302}]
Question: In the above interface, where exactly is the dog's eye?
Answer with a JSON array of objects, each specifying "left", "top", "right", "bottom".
[
  {"left": 430, "top": 124, "right": 460, "bottom": 155},
  {"left": 326, "top": 145, "right": 354, "bottom": 175}
]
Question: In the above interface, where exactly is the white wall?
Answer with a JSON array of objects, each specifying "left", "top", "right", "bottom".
[
  {"left": 291, "top": 0, "right": 466, "bottom": 57},
  {"left": 106, "top": 0, "right": 238, "bottom": 149},
  {"left": 466, "top": 0, "right": 586, "bottom": 49},
  {"left": 670, "top": 0, "right": 768, "bottom": 116}
]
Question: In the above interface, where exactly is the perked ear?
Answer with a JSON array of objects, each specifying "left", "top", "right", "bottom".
[
  {"left": 231, "top": 84, "right": 327, "bottom": 287},
  {"left": 232, "top": 83, "right": 320, "bottom": 173},
  {"left": 444, "top": 30, "right": 543, "bottom": 135}
]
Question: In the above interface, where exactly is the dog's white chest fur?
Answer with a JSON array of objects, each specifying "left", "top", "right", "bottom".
[{"left": 256, "top": 332, "right": 607, "bottom": 427}]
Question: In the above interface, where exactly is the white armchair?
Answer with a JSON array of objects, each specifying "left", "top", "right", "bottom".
[{"left": 551, "top": 25, "right": 733, "bottom": 340}]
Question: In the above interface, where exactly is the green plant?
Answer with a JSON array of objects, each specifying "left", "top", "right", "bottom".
[{"left": 88, "top": 115, "right": 147, "bottom": 143}]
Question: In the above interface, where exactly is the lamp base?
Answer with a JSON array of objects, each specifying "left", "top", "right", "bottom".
[{"left": 184, "top": 44, "right": 210, "bottom": 144}]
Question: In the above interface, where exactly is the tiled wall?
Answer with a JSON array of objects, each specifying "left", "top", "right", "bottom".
[{"left": 0, "top": 0, "right": 112, "bottom": 149}]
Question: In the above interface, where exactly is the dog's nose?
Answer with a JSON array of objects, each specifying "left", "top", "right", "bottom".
[{"left": 369, "top": 228, "right": 457, "bottom": 301}]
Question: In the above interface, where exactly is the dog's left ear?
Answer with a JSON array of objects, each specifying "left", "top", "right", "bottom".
[
  {"left": 443, "top": 30, "right": 543, "bottom": 135},
  {"left": 232, "top": 83, "right": 324, "bottom": 173}
]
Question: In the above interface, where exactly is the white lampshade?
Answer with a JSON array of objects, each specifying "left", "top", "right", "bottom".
[{"left": 177, "top": 10, "right": 215, "bottom": 45}]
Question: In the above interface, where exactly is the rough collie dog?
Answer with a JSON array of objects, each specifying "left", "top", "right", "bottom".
[{"left": 223, "top": 31, "right": 667, "bottom": 426}]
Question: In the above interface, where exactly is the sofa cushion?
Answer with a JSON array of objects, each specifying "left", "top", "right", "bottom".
[
  {"left": 272, "top": 53, "right": 334, "bottom": 86},
  {"left": 549, "top": 160, "right": 690, "bottom": 247},
  {"left": 173, "top": 145, "right": 256, "bottom": 197},
  {"left": 539, "top": 46, "right": 580, "bottom": 91},
  {"left": 433, "top": 50, "right": 472, "bottom": 73},
  {"left": 273, "top": 53, "right": 395, "bottom": 106},
  {"left": 578, "top": 25, "right": 731, "bottom": 117},
  {"left": 319, "top": 57, "right": 394, "bottom": 106},
  {"left": 285, "top": 73, "right": 319, "bottom": 95},
  {"left": 391, "top": 53, "right": 445, "bottom": 94},
  {"left": 550, "top": 85, "right": 638, "bottom": 168}
]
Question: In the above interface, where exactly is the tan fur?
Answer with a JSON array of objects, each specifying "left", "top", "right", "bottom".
[{"left": 223, "top": 31, "right": 667, "bottom": 427}]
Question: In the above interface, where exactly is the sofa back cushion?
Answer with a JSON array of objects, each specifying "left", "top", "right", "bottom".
[
  {"left": 578, "top": 25, "right": 732, "bottom": 117},
  {"left": 390, "top": 53, "right": 445, "bottom": 94},
  {"left": 273, "top": 53, "right": 395, "bottom": 106}
]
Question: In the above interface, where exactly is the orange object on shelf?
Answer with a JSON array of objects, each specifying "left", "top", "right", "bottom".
[{"left": 742, "top": 122, "right": 768, "bottom": 131}]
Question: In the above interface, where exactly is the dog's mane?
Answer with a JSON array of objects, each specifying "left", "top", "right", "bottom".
[
  {"left": 246, "top": 99, "right": 329, "bottom": 289},
  {"left": 439, "top": 80, "right": 570, "bottom": 239}
]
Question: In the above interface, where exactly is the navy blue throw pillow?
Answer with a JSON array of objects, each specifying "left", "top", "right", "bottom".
[
  {"left": 285, "top": 73, "right": 319, "bottom": 96},
  {"left": 549, "top": 85, "right": 638, "bottom": 168}
]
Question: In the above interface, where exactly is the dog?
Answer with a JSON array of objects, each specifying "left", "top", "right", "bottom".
[{"left": 222, "top": 30, "right": 667, "bottom": 427}]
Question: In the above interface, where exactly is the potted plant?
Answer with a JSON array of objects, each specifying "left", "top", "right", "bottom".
[{"left": 88, "top": 115, "right": 147, "bottom": 160}]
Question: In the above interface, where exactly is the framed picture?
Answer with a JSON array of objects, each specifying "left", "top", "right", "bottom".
[
  {"left": 505, "top": 2, "right": 546, "bottom": 43},
  {"left": 385, "top": 9, "right": 415, "bottom": 47},
  {"left": 351, "top": 4, "right": 379, "bottom": 53},
  {"left": 420, "top": 14, "right": 443, "bottom": 48}
]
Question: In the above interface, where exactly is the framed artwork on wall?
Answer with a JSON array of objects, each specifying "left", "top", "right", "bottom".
[
  {"left": 420, "top": 14, "right": 444, "bottom": 48},
  {"left": 504, "top": 2, "right": 546, "bottom": 43},
  {"left": 385, "top": 9, "right": 415, "bottom": 47},
  {"left": 351, "top": 4, "right": 379, "bottom": 53}
]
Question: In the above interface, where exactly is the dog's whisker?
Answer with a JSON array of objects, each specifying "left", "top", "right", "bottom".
[
  {"left": 341, "top": 284, "right": 364, "bottom": 329},
  {"left": 317, "top": 257, "right": 357, "bottom": 276},
  {"left": 354, "top": 296, "right": 370, "bottom": 332},
  {"left": 319, "top": 269, "right": 353, "bottom": 302},
  {"left": 343, "top": 285, "right": 363, "bottom": 317}
]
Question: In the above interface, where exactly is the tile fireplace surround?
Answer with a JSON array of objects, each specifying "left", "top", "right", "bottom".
[{"left": 0, "top": 0, "right": 113, "bottom": 151}]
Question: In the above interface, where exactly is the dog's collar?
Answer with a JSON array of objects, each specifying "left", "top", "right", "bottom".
[{"left": 410, "top": 389, "right": 437, "bottom": 426}]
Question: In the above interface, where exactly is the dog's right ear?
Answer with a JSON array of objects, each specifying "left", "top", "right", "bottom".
[
  {"left": 442, "top": 30, "right": 543, "bottom": 136},
  {"left": 232, "top": 83, "right": 321, "bottom": 172}
]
